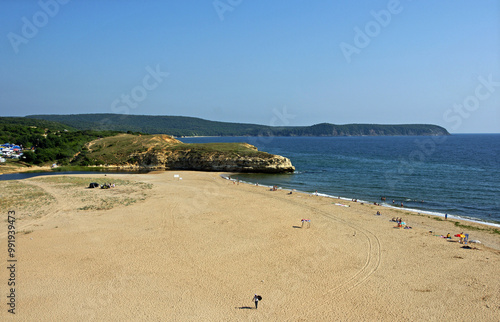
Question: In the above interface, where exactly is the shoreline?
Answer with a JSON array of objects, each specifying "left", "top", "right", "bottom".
[
  {"left": 221, "top": 172, "right": 500, "bottom": 251},
  {"left": 221, "top": 174, "right": 500, "bottom": 229},
  {"left": 2, "top": 165, "right": 498, "bottom": 229},
  {"left": 1, "top": 170, "right": 499, "bottom": 320}
]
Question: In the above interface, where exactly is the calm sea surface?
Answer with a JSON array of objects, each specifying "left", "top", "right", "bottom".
[
  {"left": 0, "top": 170, "right": 148, "bottom": 181},
  {"left": 180, "top": 134, "right": 500, "bottom": 225}
]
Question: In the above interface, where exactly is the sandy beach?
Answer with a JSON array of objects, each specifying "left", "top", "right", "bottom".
[{"left": 1, "top": 171, "right": 499, "bottom": 321}]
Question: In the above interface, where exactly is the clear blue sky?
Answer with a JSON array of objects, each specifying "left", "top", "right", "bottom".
[{"left": 1, "top": 0, "right": 499, "bottom": 133}]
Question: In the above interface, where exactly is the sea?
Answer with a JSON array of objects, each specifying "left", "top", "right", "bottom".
[{"left": 179, "top": 134, "right": 500, "bottom": 227}]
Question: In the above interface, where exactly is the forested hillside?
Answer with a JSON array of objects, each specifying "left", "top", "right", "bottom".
[
  {"left": 26, "top": 114, "right": 450, "bottom": 136},
  {"left": 0, "top": 118, "right": 123, "bottom": 165}
]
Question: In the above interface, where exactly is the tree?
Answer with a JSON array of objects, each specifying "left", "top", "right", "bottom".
[{"left": 20, "top": 150, "right": 36, "bottom": 163}]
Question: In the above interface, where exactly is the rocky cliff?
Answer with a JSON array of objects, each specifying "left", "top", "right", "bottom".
[
  {"left": 131, "top": 149, "right": 295, "bottom": 173},
  {"left": 81, "top": 134, "right": 295, "bottom": 173}
]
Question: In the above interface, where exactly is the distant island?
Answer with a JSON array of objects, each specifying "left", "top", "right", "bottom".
[{"left": 26, "top": 114, "right": 450, "bottom": 137}]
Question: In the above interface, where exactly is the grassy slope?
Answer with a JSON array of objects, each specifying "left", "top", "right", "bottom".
[{"left": 79, "top": 134, "right": 272, "bottom": 165}]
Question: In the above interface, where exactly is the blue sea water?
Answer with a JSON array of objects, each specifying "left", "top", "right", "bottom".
[
  {"left": 180, "top": 134, "right": 500, "bottom": 225},
  {"left": 0, "top": 170, "right": 148, "bottom": 181}
]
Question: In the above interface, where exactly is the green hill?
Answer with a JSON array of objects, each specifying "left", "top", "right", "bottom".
[
  {"left": 0, "top": 117, "right": 294, "bottom": 172},
  {"left": 0, "top": 116, "right": 76, "bottom": 131},
  {"left": 0, "top": 117, "right": 78, "bottom": 149},
  {"left": 76, "top": 134, "right": 294, "bottom": 173},
  {"left": 0, "top": 117, "right": 122, "bottom": 165},
  {"left": 75, "top": 134, "right": 272, "bottom": 166},
  {"left": 26, "top": 114, "right": 450, "bottom": 136}
]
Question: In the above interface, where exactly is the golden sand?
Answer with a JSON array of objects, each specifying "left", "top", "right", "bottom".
[{"left": 1, "top": 171, "right": 499, "bottom": 321}]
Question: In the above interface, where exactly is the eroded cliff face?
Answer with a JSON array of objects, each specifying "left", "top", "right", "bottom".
[
  {"left": 130, "top": 149, "right": 295, "bottom": 173},
  {"left": 79, "top": 134, "right": 295, "bottom": 173}
]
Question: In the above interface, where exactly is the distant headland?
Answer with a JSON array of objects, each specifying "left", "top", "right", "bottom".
[{"left": 25, "top": 114, "right": 450, "bottom": 137}]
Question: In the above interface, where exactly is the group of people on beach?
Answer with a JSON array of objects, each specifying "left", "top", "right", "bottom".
[
  {"left": 434, "top": 231, "right": 475, "bottom": 246},
  {"left": 391, "top": 217, "right": 412, "bottom": 229}
]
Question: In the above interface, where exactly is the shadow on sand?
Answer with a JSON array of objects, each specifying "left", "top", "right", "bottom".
[
  {"left": 292, "top": 226, "right": 302, "bottom": 229},
  {"left": 236, "top": 306, "right": 254, "bottom": 310}
]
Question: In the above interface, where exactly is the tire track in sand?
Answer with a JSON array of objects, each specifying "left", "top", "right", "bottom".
[
  {"left": 242, "top": 186, "right": 381, "bottom": 309},
  {"left": 318, "top": 210, "right": 381, "bottom": 295}
]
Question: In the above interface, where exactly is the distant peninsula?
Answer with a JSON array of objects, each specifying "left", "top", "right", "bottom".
[{"left": 26, "top": 114, "right": 450, "bottom": 137}]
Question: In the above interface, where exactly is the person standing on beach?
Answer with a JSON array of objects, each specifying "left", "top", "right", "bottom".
[{"left": 253, "top": 294, "right": 261, "bottom": 309}]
